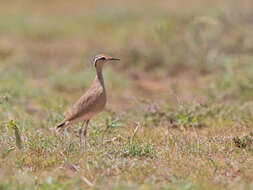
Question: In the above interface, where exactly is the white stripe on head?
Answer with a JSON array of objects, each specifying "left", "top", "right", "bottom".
[{"left": 94, "top": 55, "right": 105, "bottom": 66}]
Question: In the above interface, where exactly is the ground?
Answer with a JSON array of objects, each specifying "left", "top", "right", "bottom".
[{"left": 0, "top": 0, "right": 253, "bottom": 189}]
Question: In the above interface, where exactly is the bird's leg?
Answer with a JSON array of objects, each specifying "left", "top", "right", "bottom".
[
  {"left": 83, "top": 120, "right": 90, "bottom": 155},
  {"left": 79, "top": 121, "right": 85, "bottom": 153}
]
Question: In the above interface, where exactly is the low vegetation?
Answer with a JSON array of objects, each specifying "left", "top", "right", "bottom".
[{"left": 0, "top": 0, "right": 253, "bottom": 189}]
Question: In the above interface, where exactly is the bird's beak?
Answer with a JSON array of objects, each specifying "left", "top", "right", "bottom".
[{"left": 108, "top": 57, "right": 120, "bottom": 61}]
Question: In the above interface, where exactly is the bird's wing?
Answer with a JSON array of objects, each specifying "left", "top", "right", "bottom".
[{"left": 64, "top": 86, "right": 103, "bottom": 122}]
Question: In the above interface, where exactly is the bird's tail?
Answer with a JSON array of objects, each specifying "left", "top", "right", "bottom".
[
  {"left": 54, "top": 121, "right": 67, "bottom": 133},
  {"left": 55, "top": 120, "right": 70, "bottom": 132},
  {"left": 56, "top": 122, "right": 65, "bottom": 129}
]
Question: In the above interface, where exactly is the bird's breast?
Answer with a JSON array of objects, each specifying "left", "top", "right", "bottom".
[{"left": 95, "top": 90, "right": 106, "bottom": 110}]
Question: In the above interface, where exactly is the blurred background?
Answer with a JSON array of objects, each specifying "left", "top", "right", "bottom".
[{"left": 1, "top": 0, "right": 253, "bottom": 113}]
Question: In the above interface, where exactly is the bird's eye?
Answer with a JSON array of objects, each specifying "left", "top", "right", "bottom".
[{"left": 100, "top": 57, "right": 106, "bottom": 60}]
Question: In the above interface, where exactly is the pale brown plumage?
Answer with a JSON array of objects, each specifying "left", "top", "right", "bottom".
[{"left": 55, "top": 54, "right": 120, "bottom": 152}]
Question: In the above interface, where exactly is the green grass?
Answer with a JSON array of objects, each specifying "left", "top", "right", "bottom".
[{"left": 1, "top": 0, "right": 253, "bottom": 189}]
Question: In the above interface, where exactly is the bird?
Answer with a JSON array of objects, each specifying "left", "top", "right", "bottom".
[{"left": 55, "top": 54, "right": 120, "bottom": 153}]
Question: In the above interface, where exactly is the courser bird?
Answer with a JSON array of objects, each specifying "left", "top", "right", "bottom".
[{"left": 55, "top": 54, "right": 120, "bottom": 152}]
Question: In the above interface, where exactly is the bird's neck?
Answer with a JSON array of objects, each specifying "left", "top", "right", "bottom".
[{"left": 95, "top": 66, "right": 105, "bottom": 88}]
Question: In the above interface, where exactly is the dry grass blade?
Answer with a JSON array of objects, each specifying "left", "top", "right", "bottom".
[
  {"left": 81, "top": 176, "right": 93, "bottom": 187},
  {"left": 131, "top": 122, "right": 141, "bottom": 143}
]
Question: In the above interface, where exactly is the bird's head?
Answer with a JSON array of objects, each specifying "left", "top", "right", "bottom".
[{"left": 93, "top": 54, "right": 120, "bottom": 68}]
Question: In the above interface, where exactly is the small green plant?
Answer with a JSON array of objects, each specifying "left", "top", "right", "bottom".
[
  {"left": 105, "top": 116, "right": 122, "bottom": 130},
  {"left": 233, "top": 133, "right": 253, "bottom": 149},
  {"left": 120, "top": 124, "right": 155, "bottom": 158},
  {"left": 121, "top": 142, "right": 155, "bottom": 158},
  {"left": 9, "top": 120, "right": 22, "bottom": 150},
  {"left": 168, "top": 104, "right": 207, "bottom": 129}
]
